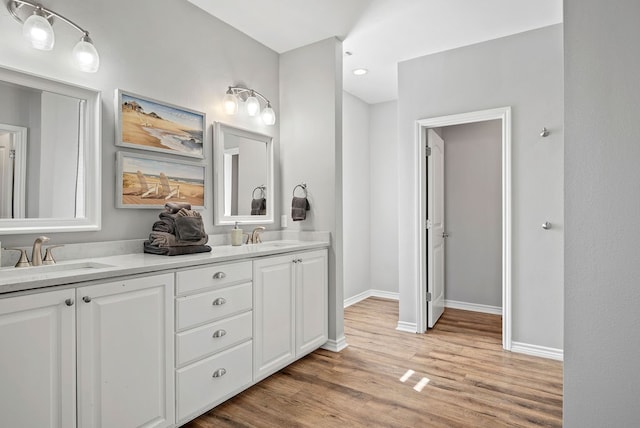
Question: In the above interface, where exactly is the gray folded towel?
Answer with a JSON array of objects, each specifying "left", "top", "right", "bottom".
[
  {"left": 152, "top": 219, "right": 175, "bottom": 234},
  {"left": 175, "top": 216, "right": 207, "bottom": 242},
  {"left": 164, "top": 202, "right": 192, "bottom": 214},
  {"left": 251, "top": 198, "right": 266, "bottom": 215},
  {"left": 149, "top": 231, "right": 208, "bottom": 247},
  {"left": 144, "top": 241, "right": 211, "bottom": 256},
  {"left": 291, "top": 196, "right": 310, "bottom": 221}
]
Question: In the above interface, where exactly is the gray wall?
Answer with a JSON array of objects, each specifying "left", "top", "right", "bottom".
[
  {"left": 343, "top": 91, "right": 371, "bottom": 300},
  {"left": 369, "top": 100, "right": 399, "bottom": 295},
  {"left": 0, "top": 0, "right": 279, "bottom": 247},
  {"left": 398, "top": 25, "right": 564, "bottom": 349},
  {"left": 442, "top": 120, "right": 502, "bottom": 308},
  {"left": 279, "top": 38, "right": 345, "bottom": 347},
  {"left": 564, "top": 1, "right": 640, "bottom": 425}
]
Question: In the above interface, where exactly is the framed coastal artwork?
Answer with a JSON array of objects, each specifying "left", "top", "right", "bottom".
[
  {"left": 116, "top": 151, "right": 206, "bottom": 209},
  {"left": 115, "top": 89, "right": 206, "bottom": 159}
]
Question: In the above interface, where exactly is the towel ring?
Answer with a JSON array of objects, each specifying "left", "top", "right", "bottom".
[
  {"left": 293, "top": 183, "right": 307, "bottom": 198},
  {"left": 252, "top": 185, "right": 266, "bottom": 199}
]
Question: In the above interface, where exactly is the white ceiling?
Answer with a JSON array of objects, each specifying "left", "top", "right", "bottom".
[{"left": 187, "top": 0, "right": 563, "bottom": 104}]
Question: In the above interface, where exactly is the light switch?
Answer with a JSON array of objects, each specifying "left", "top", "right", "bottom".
[{"left": 281, "top": 214, "right": 288, "bottom": 228}]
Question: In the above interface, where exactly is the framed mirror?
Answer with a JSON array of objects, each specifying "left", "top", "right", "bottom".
[
  {"left": 0, "top": 66, "right": 101, "bottom": 234},
  {"left": 214, "top": 122, "right": 273, "bottom": 225}
]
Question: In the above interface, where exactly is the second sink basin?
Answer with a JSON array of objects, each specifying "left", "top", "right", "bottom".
[{"left": 0, "top": 261, "right": 115, "bottom": 280}]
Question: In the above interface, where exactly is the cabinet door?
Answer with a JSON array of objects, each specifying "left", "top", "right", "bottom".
[
  {"left": 0, "top": 288, "right": 76, "bottom": 428},
  {"left": 253, "top": 254, "right": 295, "bottom": 381},
  {"left": 77, "top": 273, "right": 174, "bottom": 428},
  {"left": 296, "top": 249, "right": 328, "bottom": 357}
]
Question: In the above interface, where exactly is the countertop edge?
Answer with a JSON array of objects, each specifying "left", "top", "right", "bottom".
[{"left": 0, "top": 240, "right": 329, "bottom": 296}]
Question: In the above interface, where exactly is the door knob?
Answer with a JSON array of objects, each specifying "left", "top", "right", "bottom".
[{"left": 542, "top": 222, "right": 552, "bottom": 230}]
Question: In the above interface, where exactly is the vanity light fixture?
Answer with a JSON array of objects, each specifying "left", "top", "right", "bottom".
[
  {"left": 223, "top": 86, "right": 276, "bottom": 125},
  {"left": 7, "top": 0, "right": 100, "bottom": 72}
]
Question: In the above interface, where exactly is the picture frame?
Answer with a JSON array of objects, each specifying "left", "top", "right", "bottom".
[
  {"left": 115, "top": 89, "right": 206, "bottom": 159},
  {"left": 116, "top": 151, "right": 206, "bottom": 209}
]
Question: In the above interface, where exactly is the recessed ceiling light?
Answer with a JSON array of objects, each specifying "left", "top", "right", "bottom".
[{"left": 353, "top": 68, "right": 368, "bottom": 76}]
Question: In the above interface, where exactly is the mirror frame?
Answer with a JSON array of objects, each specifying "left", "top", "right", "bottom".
[
  {"left": 214, "top": 122, "right": 274, "bottom": 226},
  {"left": 0, "top": 66, "right": 101, "bottom": 234}
]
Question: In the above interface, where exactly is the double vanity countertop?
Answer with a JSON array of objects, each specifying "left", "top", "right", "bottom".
[{"left": 0, "top": 239, "right": 329, "bottom": 295}]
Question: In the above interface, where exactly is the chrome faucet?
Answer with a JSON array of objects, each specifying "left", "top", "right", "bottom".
[
  {"left": 246, "top": 226, "right": 266, "bottom": 244},
  {"left": 31, "top": 236, "right": 50, "bottom": 266}
]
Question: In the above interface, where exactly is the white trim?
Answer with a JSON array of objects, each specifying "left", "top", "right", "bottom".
[
  {"left": 444, "top": 300, "right": 502, "bottom": 315},
  {"left": 415, "top": 107, "right": 512, "bottom": 350},
  {"left": 396, "top": 321, "right": 418, "bottom": 333},
  {"left": 511, "top": 341, "right": 563, "bottom": 361},
  {"left": 344, "top": 289, "right": 400, "bottom": 308},
  {"left": 321, "top": 336, "right": 348, "bottom": 353}
]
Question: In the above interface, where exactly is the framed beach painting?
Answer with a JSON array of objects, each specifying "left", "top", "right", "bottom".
[
  {"left": 115, "top": 89, "right": 205, "bottom": 159},
  {"left": 116, "top": 151, "right": 206, "bottom": 209}
]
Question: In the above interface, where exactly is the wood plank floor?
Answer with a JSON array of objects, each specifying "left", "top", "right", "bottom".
[{"left": 183, "top": 298, "right": 563, "bottom": 427}]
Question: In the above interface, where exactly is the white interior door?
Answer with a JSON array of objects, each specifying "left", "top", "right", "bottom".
[
  {"left": 0, "top": 133, "right": 13, "bottom": 218},
  {"left": 427, "top": 129, "right": 445, "bottom": 328}
]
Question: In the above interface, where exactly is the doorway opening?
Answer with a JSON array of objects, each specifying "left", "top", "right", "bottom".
[{"left": 415, "top": 107, "right": 512, "bottom": 350}]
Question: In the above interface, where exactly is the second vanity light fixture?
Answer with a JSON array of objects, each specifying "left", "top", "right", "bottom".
[
  {"left": 223, "top": 86, "right": 276, "bottom": 125},
  {"left": 7, "top": 0, "right": 100, "bottom": 72}
]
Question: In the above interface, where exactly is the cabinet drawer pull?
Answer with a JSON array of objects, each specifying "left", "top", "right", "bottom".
[
  {"left": 212, "top": 368, "right": 227, "bottom": 378},
  {"left": 212, "top": 297, "right": 227, "bottom": 306},
  {"left": 65, "top": 298, "right": 74, "bottom": 306},
  {"left": 212, "top": 272, "right": 226, "bottom": 279},
  {"left": 212, "top": 329, "right": 227, "bottom": 338},
  {"left": 83, "top": 296, "right": 91, "bottom": 303}
]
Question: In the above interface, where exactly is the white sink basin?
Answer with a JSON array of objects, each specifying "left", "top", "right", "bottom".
[{"left": 0, "top": 261, "right": 115, "bottom": 280}]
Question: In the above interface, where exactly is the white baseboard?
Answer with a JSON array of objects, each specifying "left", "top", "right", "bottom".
[
  {"left": 511, "top": 341, "right": 563, "bottom": 361},
  {"left": 445, "top": 299, "right": 502, "bottom": 315},
  {"left": 321, "top": 336, "right": 348, "bottom": 353},
  {"left": 344, "top": 289, "right": 399, "bottom": 308},
  {"left": 396, "top": 321, "right": 417, "bottom": 333}
]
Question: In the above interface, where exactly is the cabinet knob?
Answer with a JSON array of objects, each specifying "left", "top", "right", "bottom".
[
  {"left": 212, "top": 329, "right": 227, "bottom": 338},
  {"left": 212, "top": 297, "right": 227, "bottom": 306},
  {"left": 212, "top": 368, "right": 227, "bottom": 378},
  {"left": 212, "top": 272, "right": 226, "bottom": 279},
  {"left": 65, "top": 298, "right": 74, "bottom": 306},
  {"left": 83, "top": 296, "right": 91, "bottom": 303}
]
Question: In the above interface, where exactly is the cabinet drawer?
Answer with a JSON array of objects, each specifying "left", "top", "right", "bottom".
[
  {"left": 176, "top": 341, "right": 252, "bottom": 422},
  {"left": 176, "top": 311, "right": 252, "bottom": 367},
  {"left": 176, "top": 261, "right": 252, "bottom": 295},
  {"left": 176, "top": 282, "right": 252, "bottom": 331}
]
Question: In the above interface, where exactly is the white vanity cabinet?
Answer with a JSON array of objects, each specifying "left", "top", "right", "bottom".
[
  {"left": 0, "top": 288, "right": 76, "bottom": 428},
  {"left": 174, "top": 261, "right": 254, "bottom": 425},
  {"left": 77, "top": 273, "right": 175, "bottom": 428},
  {"left": 0, "top": 272, "right": 174, "bottom": 428},
  {"left": 253, "top": 249, "right": 328, "bottom": 381}
]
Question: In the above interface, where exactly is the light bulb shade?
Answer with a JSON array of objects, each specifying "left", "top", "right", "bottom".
[
  {"left": 223, "top": 92, "right": 239, "bottom": 115},
  {"left": 245, "top": 95, "right": 260, "bottom": 116},
  {"left": 261, "top": 105, "right": 276, "bottom": 125},
  {"left": 73, "top": 36, "right": 100, "bottom": 72},
  {"left": 23, "top": 12, "right": 55, "bottom": 51}
]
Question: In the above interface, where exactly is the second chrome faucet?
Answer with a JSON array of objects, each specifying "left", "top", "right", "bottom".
[{"left": 246, "top": 226, "right": 266, "bottom": 244}]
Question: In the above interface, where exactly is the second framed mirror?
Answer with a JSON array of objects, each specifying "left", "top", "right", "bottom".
[{"left": 214, "top": 122, "right": 274, "bottom": 225}]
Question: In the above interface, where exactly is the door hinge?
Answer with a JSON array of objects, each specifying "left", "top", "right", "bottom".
[
  {"left": 426, "top": 146, "right": 432, "bottom": 156},
  {"left": 426, "top": 219, "right": 432, "bottom": 230},
  {"left": 426, "top": 292, "right": 432, "bottom": 302}
]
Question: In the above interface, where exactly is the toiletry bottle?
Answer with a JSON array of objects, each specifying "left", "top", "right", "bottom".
[{"left": 231, "top": 222, "right": 243, "bottom": 246}]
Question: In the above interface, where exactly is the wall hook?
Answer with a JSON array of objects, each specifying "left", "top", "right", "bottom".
[{"left": 540, "top": 127, "right": 550, "bottom": 137}]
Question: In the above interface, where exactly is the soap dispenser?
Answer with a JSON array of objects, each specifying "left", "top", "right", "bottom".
[{"left": 231, "top": 222, "right": 243, "bottom": 246}]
